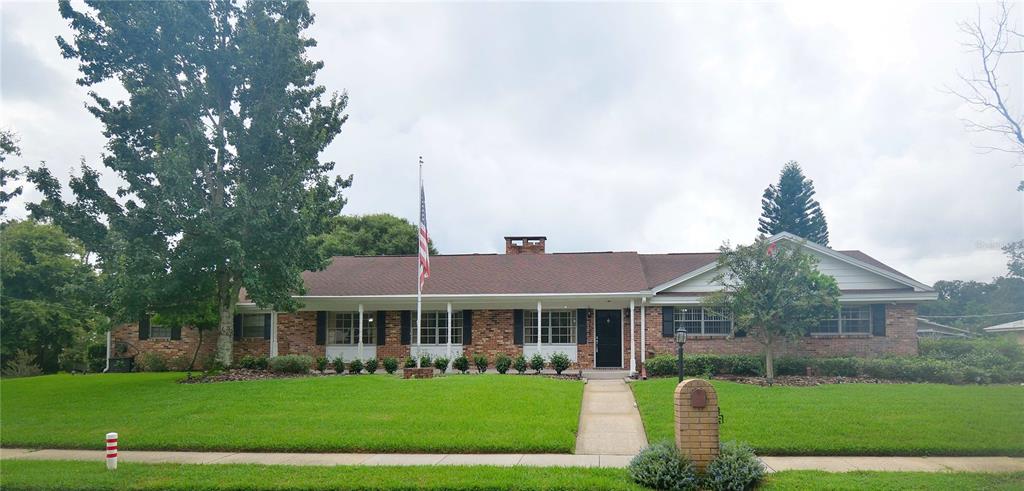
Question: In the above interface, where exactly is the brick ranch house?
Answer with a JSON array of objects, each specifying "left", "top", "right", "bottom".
[{"left": 111, "top": 232, "right": 937, "bottom": 373}]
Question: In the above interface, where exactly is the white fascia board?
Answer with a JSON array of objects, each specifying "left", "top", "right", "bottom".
[
  {"left": 767, "top": 232, "right": 935, "bottom": 292},
  {"left": 648, "top": 290, "right": 938, "bottom": 306},
  {"left": 236, "top": 291, "right": 654, "bottom": 310}
]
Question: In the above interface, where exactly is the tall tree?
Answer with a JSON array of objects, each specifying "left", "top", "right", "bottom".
[
  {"left": 320, "top": 213, "right": 438, "bottom": 257},
  {"left": 757, "top": 161, "right": 830, "bottom": 246},
  {"left": 1, "top": 130, "right": 23, "bottom": 218},
  {"left": 704, "top": 237, "right": 840, "bottom": 383},
  {"left": 0, "top": 220, "right": 100, "bottom": 372},
  {"left": 28, "top": 1, "right": 350, "bottom": 365}
]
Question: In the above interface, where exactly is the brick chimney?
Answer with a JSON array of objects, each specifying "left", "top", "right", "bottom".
[{"left": 505, "top": 236, "right": 547, "bottom": 255}]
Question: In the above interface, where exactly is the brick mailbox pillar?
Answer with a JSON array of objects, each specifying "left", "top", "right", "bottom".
[{"left": 674, "top": 378, "right": 719, "bottom": 471}]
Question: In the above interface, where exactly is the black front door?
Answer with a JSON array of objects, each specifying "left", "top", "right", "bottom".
[{"left": 595, "top": 310, "right": 622, "bottom": 368}]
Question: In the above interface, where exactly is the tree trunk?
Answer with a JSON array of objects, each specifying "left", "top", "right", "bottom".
[
  {"left": 764, "top": 344, "right": 775, "bottom": 385},
  {"left": 216, "top": 303, "right": 233, "bottom": 367},
  {"left": 187, "top": 328, "right": 204, "bottom": 378}
]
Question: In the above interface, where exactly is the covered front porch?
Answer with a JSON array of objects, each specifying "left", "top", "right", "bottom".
[{"left": 235, "top": 293, "right": 653, "bottom": 371}]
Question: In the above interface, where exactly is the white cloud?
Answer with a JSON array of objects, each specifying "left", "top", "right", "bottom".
[{"left": 2, "top": 1, "right": 1021, "bottom": 283}]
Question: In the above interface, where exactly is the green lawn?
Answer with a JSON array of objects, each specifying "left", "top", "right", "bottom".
[
  {"left": 0, "top": 373, "right": 584, "bottom": 453},
  {"left": 631, "top": 379, "right": 1024, "bottom": 456},
  {"left": 3, "top": 461, "right": 1022, "bottom": 490}
]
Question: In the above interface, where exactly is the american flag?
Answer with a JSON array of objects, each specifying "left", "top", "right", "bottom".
[{"left": 418, "top": 164, "right": 430, "bottom": 291}]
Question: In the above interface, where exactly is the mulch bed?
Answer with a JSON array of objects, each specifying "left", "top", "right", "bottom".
[{"left": 714, "top": 374, "right": 907, "bottom": 387}]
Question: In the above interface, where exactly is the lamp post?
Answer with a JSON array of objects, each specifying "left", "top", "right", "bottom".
[{"left": 675, "top": 326, "right": 687, "bottom": 382}]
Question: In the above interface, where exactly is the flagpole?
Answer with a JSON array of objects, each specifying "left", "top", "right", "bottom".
[{"left": 416, "top": 157, "right": 423, "bottom": 368}]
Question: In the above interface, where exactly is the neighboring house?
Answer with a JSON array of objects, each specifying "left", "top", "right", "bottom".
[
  {"left": 112, "top": 232, "right": 937, "bottom": 372},
  {"left": 916, "top": 318, "right": 974, "bottom": 339},
  {"left": 982, "top": 319, "right": 1024, "bottom": 345}
]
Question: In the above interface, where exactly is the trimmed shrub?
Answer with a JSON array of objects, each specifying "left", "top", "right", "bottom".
[
  {"left": 810, "top": 357, "right": 858, "bottom": 377},
  {"left": 452, "top": 355, "right": 470, "bottom": 374},
  {"left": 419, "top": 354, "right": 432, "bottom": 368},
  {"left": 332, "top": 356, "right": 345, "bottom": 374},
  {"left": 773, "top": 357, "right": 809, "bottom": 376},
  {"left": 87, "top": 344, "right": 108, "bottom": 373},
  {"left": 404, "top": 356, "right": 417, "bottom": 369},
  {"left": 473, "top": 354, "right": 489, "bottom": 373},
  {"left": 646, "top": 355, "right": 677, "bottom": 378},
  {"left": 857, "top": 357, "right": 967, "bottom": 384},
  {"left": 138, "top": 352, "right": 169, "bottom": 372},
  {"left": 269, "top": 355, "right": 313, "bottom": 374},
  {"left": 529, "top": 354, "right": 545, "bottom": 373},
  {"left": 627, "top": 441, "right": 700, "bottom": 491},
  {"left": 348, "top": 359, "right": 364, "bottom": 374},
  {"left": 704, "top": 441, "right": 765, "bottom": 491},
  {"left": 495, "top": 353, "right": 512, "bottom": 374},
  {"left": 364, "top": 358, "right": 379, "bottom": 374},
  {"left": 314, "top": 356, "right": 329, "bottom": 373},
  {"left": 647, "top": 354, "right": 766, "bottom": 378},
  {"left": 512, "top": 354, "right": 528, "bottom": 374},
  {"left": 550, "top": 352, "right": 571, "bottom": 375},
  {"left": 2, "top": 350, "right": 42, "bottom": 378},
  {"left": 433, "top": 357, "right": 450, "bottom": 374},
  {"left": 382, "top": 357, "right": 399, "bottom": 374}
]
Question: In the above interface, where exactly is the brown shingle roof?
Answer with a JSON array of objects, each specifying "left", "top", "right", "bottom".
[
  {"left": 241, "top": 246, "right": 920, "bottom": 299},
  {"left": 298, "top": 252, "right": 650, "bottom": 296}
]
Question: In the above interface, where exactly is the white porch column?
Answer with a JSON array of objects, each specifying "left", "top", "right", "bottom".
[
  {"left": 536, "top": 301, "right": 543, "bottom": 353},
  {"left": 640, "top": 299, "right": 646, "bottom": 366},
  {"left": 270, "top": 312, "right": 279, "bottom": 357},
  {"left": 358, "top": 304, "right": 364, "bottom": 361},
  {"left": 446, "top": 302, "right": 453, "bottom": 362},
  {"left": 104, "top": 330, "right": 111, "bottom": 372},
  {"left": 629, "top": 299, "right": 636, "bottom": 376}
]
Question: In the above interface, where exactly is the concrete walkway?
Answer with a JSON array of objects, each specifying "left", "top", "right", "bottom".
[
  {"left": 4, "top": 448, "right": 1024, "bottom": 473},
  {"left": 574, "top": 379, "right": 650, "bottom": 455}
]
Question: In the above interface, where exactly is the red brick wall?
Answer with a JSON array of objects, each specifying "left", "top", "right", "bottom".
[
  {"left": 642, "top": 303, "right": 919, "bottom": 360},
  {"left": 577, "top": 309, "right": 595, "bottom": 369},
  {"left": 377, "top": 311, "right": 410, "bottom": 361},
  {"left": 277, "top": 311, "right": 324, "bottom": 359},
  {"left": 465, "top": 310, "right": 523, "bottom": 363},
  {"left": 111, "top": 323, "right": 217, "bottom": 369}
]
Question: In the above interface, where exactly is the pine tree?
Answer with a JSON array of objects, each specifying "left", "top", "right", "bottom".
[{"left": 757, "top": 161, "right": 830, "bottom": 246}]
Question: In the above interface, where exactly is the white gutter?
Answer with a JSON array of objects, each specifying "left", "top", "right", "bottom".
[{"left": 103, "top": 329, "right": 111, "bottom": 373}]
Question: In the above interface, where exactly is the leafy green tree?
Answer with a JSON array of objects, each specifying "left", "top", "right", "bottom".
[
  {"left": 29, "top": 0, "right": 350, "bottom": 365},
  {"left": 320, "top": 214, "right": 438, "bottom": 256},
  {"left": 1004, "top": 240, "right": 1024, "bottom": 279},
  {"left": 1, "top": 130, "right": 23, "bottom": 218},
  {"left": 757, "top": 161, "right": 830, "bottom": 246},
  {"left": 918, "top": 277, "right": 1024, "bottom": 332},
  {"left": 0, "top": 220, "right": 100, "bottom": 372},
  {"left": 704, "top": 237, "right": 840, "bottom": 383}
]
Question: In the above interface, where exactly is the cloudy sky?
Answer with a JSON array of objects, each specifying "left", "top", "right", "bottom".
[{"left": 2, "top": 1, "right": 1022, "bottom": 284}]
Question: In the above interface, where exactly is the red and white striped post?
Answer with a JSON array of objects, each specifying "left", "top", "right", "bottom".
[{"left": 105, "top": 432, "right": 118, "bottom": 470}]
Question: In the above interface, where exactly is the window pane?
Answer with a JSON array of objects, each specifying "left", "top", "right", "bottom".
[
  {"left": 703, "top": 309, "right": 732, "bottom": 335},
  {"left": 674, "top": 308, "right": 703, "bottom": 333},
  {"left": 150, "top": 326, "right": 171, "bottom": 339},
  {"left": 242, "top": 314, "right": 264, "bottom": 338},
  {"left": 328, "top": 312, "right": 375, "bottom": 345},
  {"left": 841, "top": 306, "right": 871, "bottom": 333}
]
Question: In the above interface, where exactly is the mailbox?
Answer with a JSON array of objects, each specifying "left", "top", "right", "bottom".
[{"left": 691, "top": 388, "right": 707, "bottom": 408}]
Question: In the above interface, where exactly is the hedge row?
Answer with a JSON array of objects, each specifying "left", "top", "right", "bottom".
[{"left": 644, "top": 351, "right": 1024, "bottom": 384}]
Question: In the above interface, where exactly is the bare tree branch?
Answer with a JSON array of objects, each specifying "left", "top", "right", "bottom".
[{"left": 951, "top": 1, "right": 1024, "bottom": 168}]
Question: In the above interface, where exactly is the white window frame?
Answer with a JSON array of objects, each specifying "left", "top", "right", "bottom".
[
  {"left": 813, "top": 305, "right": 872, "bottom": 335},
  {"left": 673, "top": 307, "right": 732, "bottom": 336},
  {"left": 149, "top": 325, "right": 172, "bottom": 340},
  {"left": 420, "top": 311, "right": 464, "bottom": 345},
  {"left": 328, "top": 312, "right": 375, "bottom": 345},
  {"left": 524, "top": 310, "right": 575, "bottom": 345}
]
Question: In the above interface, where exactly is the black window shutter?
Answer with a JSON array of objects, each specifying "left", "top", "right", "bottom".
[
  {"left": 463, "top": 310, "right": 473, "bottom": 345},
  {"left": 138, "top": 314, "right": 150, "bottom": 340},
  {"left": 513, "top": 309, "right": 524, "bottom": 345},
  {"left": 576, "top": 309, "right": 588, "bottom": 344},
  {"left": 376, "top": 311, "right": 387, "bottom": 346},
  {"left": 871, "top": 304, "right": 887, "bottom": 337},
  {"left": 315, "top": 311, "right": 327, "bottom": 345},
  {"left": 170, "top": 326, "right": 182, "bottom": 341},
  {"left": 400, "top": 311, "right": 411, "bottom": 345},
  {"left": 263, "top": 313, "right": 272, "bottom": 340},
  {"left": 233, "top": 314, "right": 242, "bottom": 341},
  {"left": 661, "top": 307, "right": 674, "bottom": 337}
]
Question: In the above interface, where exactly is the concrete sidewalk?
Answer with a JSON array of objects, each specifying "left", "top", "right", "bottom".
[
  {"left": 574, "top": 379, "right": 649, "bottom": 455},
  {"left": 4, "top": 448, "right": 1024, "bottom": 473}
]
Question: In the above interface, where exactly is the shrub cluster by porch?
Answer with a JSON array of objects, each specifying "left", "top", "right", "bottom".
[{"left": 644, "top": 337, "right": 1024, "bottom": 384}]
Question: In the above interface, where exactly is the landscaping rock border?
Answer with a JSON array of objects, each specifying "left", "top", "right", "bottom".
[{"left": 715, "top": 374, "right": 907, "bottom": 387}]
